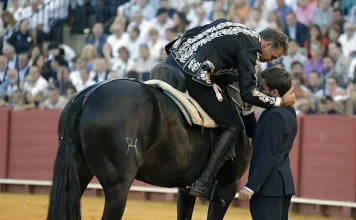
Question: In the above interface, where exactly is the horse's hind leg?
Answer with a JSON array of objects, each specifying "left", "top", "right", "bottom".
[
  {"left": 207, "top": 182, "right": 237, "bottom": 220},
  {"left": 177, "top": 189, "right": 196, "bottom": 220}
]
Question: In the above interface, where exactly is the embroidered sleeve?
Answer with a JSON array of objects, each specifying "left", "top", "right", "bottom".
[{"left": 237, "top": 49, "right": 277, "bottom": 109}]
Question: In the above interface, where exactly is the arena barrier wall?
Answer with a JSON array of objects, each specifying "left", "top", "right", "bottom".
[{"left": 0, "top": 109, "right": 355, "bottom": 219}]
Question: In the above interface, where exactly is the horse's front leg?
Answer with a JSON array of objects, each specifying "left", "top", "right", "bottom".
[
  {"left": 177, "top": 188, "right": 196, "bottom": 220},
  {"left": 207, "top": 181, "right": 237, "bottom": 220}
]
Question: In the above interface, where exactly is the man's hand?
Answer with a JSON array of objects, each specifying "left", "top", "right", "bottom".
[
  {"left": 238, "top": 188, "right": 254, "bottom": 201},
  {"left": 282, "top": 86, "right": 295, "bottom": 107}
]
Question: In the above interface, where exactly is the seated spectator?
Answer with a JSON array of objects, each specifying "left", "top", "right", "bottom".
[
  {"left": 328, "top": 41, "right": 352, "bottom": 88},
  {"left": 188, "top": 7, "right": 212, "bottom": 29},
  {"left": 73, "top": 68, "right": 96, "bottom": 92},
  {"left": 304, "top": 24, "right": 329, "bottom": 59},
  {"left": 107, "top": 22, "right": 130, "bottom": 58},
  {"left": 13, "top": 91, "right": 39, "bottom": 111},
  {"left": 53, "top": 66, "right": 73, "bottom": 96},
  {"left": 338, "top": 22, "right": 356, "bottom": 58},
  {"left": 39, "top": 88, "right": 68, "bottom": 110},
  {"left": 149, "top": 8, "right": 175, "bottom": 41},
  {"left": 7, "top": 19, "right": 35, "bottom": 54},
  {"left": 308, "top": 71, "right": 323, "bottom": 94},
  {"left": 304, "top": 41, "right": 325, "bottom": 75},
  {"left": 273, "top": 0, "right": 293, "bottom": 26},
  {"left": 321, "top": 56, "right": 336, "bottom": 82},
  {"left": 284, "top": 12, "right": 308, "bottom": 47},
  {"left": 8, "top": 89, "right": 22, "bottom": 108},
  {"left": 312, "top": 0, "right": 333, "bottom": 31},
  {"left": 282, "top": 40, "right": 308, "bottom": 72},
  {"left": 315, "top": 76, "right": 347, "bottom": 99},
  {"left": 2, "top": 44, "right": 18, "bottom": 70},
  {"left": 17, "top": 53, "right": 30, "bottom": 82},
  {"left": 111, "top": 47, "right": 135, "bottom": 79},
  {"left": 66, "top": 84, "right": 77, "bottom": 100},
  {"left": 0, "top": 68, "right": 20, "bottom": 100},
  {"left": 326, "top": 27, "right": 341, "bottom": 43},
  {"left": 28, "top": 45, "right": 43, "bottom": 66},
  {"left": 125, "top": 0, "right": 156, "bottom": 21},
  {"left": 129, "top": 44, "right": 156, "bottom": 80},
  {"left": 86, "top": 23, "right": 107, "bottom": 58},
  {"left": 0, "top": 54, "right": 8, "bottom": 84},
  {"left": 126, "top": 25, "right": 141, "bottom": 61},
  {"left": 127, "top": 12, "right": 151, "bottom": 44},
  {"left": 319, "top": 95, "right": 340, "bottom": 114},
  {"left": 292, "top": 72, "right": 312, "bottom": 99},
  {"left": 23, "top": 65, "right": 49, "bottom": 100},
  {"left": 294, "top": 0, "right": 317, "bottom": 26},
  {"left": 295, "top": 97, "right": 316, "bottom": 115},
  {"left": 92, "top": 58, "right": 109, "bottom": 82},
  {"left": 69, "top": 57, "right": 87, "bottom": 86},
  {"left": 323, "top": 9, "right": 346, "bottom": 35},
  {"left": 80, "top": 44, "right": 98, "bottom": 71},
  {"left": 147, "top": 28, "right": 167, "bottom": 60}
]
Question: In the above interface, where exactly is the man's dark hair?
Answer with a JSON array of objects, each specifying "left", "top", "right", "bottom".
[
  {"left": 260, "top": 67, "right": 292, "bottom": 96},
  {"left": 259, "top": 28, "right": 289, "bottom": 56},
  {"left": 53, "top": 55, "right": 66, "bottom": 66}
]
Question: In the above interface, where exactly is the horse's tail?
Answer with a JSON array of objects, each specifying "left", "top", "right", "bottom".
[{"left": 47, "top": 98, "right": 83, "bottom": 220}]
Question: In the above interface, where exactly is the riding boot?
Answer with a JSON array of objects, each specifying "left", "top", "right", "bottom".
[{"left": 189, "top": 127, "right": 238, "bottom": 199}]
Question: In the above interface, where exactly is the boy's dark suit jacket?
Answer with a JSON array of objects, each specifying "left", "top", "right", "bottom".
[{"left": 242, "top": 107, "right": 298, "bottom": 196}]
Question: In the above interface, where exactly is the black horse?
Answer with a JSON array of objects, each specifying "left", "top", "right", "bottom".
[{"left": 47, "top": 63, "right": 252, "bottom": 220}]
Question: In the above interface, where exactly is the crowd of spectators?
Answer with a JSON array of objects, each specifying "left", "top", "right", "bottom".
[{"left": 0, "top": 0, "right": 355, "bottom": 115}]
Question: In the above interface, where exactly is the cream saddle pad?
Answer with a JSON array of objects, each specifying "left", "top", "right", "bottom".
[{"left": 145, "top": 80, "right": 218, "bottom": 128}]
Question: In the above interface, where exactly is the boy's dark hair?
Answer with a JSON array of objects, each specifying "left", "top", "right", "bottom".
[
  {"left": 260, "top": 67, "right": 292, "bottom": 96},
  {"left": 259, "top": 28, "right": 289, "bottom": 56}
]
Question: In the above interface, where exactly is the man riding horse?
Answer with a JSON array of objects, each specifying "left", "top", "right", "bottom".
[{"left": 164, "top": 19, "right": 295, "bottom": 199}]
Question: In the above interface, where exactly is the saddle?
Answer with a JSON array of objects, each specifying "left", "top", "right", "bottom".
[
  {"left": 147, "top": 62, "right": 218, "bottom": 128},
  {"left": 148, "top": 62, "right": 245, "bottom": 129}
]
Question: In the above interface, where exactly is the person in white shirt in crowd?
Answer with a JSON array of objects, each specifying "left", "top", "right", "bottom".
[
  {"left": 125, "top": 0, "right": 156, "bottom": 21},
  {"left": 249, "top": 7, "right": 269, "bottom": 33},
  {"left": 39, "top": 87, "right": 68, "bottom": 110},
  {"left": 338, "top": 22, "right": 356, "bottom": 58},
  {"left": 2, "top": 44, "right": 17, "bottom": 70},
  {"left": 73, "top": 67, "right": 96, "bottom": 92},
  {"left": 282, "top": 39, "right": 308, "bottom": 73},
  {"left": 129, "top": 44, "right": 156, "bottom": 77},
  {"left": 126, "top": 25, "right": 142, "bottom": 61},
  {"left": 127, "top": 12, "right": 151, "bottom": 45},
  {"left": 0, "top": 68, "right": 19, "bottom": 99},
  {"left": 111, "top": 47, "right": 135, "bottom": 79},
  {"left": 0, "top": 55, "right": 8, "bottom": 84},
  {"left": 315, "top": 76, "right": 347, "bottom": 99},
  {"left": 21, "top": 0, "right": 50, "bottom": 34},
  {"left": 147, "top": 28, "right": 167, "bottom": 61},
  {"left": 348, "top": 58, "right": 356, "bottom": 82},
  {"left": 106, "top": 22, "right": 130, "bottom": 58},
  {"left": 328, "top": 41, "right": 352, "bottom": 88},
  {"left": 188, "top": 7, "right": 211, "bottom": 29},
  {"left": 312, "top": 0, "right": 332, "bottom": 31},
  {"left": 17, "top": 53, "right": 30, "bottom": 82},
  {"left": 92, "top": 58, "right": 109, "bottom": 82},
  {"left": 23, "top": 65, "right": 49, "bottom": 98},
  {"left": 149, "top": 8, "right": 175, "bottom": 41},
  {"left": 7, "top": 0, "right": 24, "bottom": 21},
  {"left": 69, "top": 57, "right": 86, "bottom": 86}
]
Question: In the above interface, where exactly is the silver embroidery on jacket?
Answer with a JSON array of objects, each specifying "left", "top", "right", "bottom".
[
  {"left": 188, "top": 59, "right": 201, "bottom": 72},
  {"left": 174, "top": 21, "right": 260, "bottom": 63},
  {"left": 251, "top": 89, "right": 275, "bottom": 104}
]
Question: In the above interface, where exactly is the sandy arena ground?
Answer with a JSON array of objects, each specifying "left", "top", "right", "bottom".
[{"left": 0, "top": 193, "right": 352, "bottom": 220}]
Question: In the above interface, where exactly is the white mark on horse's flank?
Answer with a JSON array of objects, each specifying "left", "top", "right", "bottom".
[{"left": 125, "top": 137, "right": 138, "bottom": 156}]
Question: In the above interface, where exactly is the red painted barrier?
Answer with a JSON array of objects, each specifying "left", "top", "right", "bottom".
[
  {"left": 0, "top": 109, "right": 10, "bottom": 178},
  {"left": 1, "top": 109, "right": 356, "bottom": 218}
]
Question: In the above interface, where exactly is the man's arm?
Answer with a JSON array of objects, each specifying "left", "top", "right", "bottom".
[
  {"left": 236, "top": 49, "right": 282, "bottom": 109},
  {"left": 241, "top": 108, "right": 256, "bottom": 138},
  {"left": 245, "top": 111, "right": 285, "bottom": 193}
]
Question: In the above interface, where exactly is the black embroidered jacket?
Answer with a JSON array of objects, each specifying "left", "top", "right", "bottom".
[{"left": 165, "top": 19, "right": 279, "bottom": 109}]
